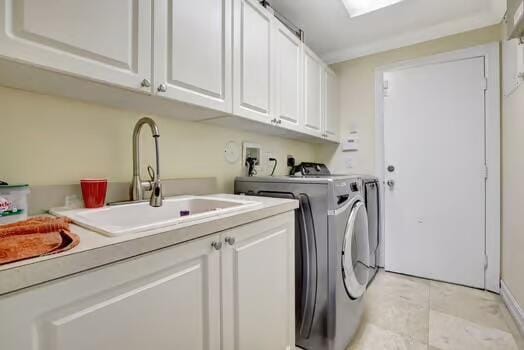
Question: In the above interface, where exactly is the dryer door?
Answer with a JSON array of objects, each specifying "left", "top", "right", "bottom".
[{"left": 342, "top": 200, "right": 370, "bottom": 299}]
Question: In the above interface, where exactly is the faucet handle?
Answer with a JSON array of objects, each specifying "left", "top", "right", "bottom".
[{"left": 147, "top": 165, "right": 156, "bottom": 182}]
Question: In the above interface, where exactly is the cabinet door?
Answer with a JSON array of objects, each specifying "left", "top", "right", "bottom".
[
  {"left": 303, "top": 47, "right": 324, "bottom": 136},
  {"left": 0, "top": 0, "right": 152, "bottom": 92},
  {"left": 274, "top": 20, "right": 303, "bottom": 130},
  {"left": 233, "top": 0, "right": 274, "bottom": 123},
  {"left": 324, "top": 67, "right": 340, "bottom": 142},
  {"left": 154, "top": 0, "right": 232, "bottom": 112},
  {"left": 221, "top": 213, "right": 295, "bottom": 350},
  {"left": 0, "top": 235, "right": 221, "bottom": 350}
]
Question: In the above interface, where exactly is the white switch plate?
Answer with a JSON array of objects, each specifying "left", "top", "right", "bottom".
[{"left": 342, "top": 131, "right": 360, "bottom": 151}]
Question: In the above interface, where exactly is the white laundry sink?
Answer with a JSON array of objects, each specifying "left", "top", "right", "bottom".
[{"left": 51, "top": 196, "right": 261, "bottom": 237}]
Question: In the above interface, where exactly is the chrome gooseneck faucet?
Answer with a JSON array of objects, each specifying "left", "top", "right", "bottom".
[{"left": 130, "top": 117, "right": 163, "bottom": 207}]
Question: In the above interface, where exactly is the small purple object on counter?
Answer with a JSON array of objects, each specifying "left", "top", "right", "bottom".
[{"left": 180, "top": 210, "right": 190, "bottom": 217}]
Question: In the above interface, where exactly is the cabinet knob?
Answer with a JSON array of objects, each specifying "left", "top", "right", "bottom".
[
  {"left": 277, "top": 119, "right": 282, "bottom": 125},
  {"left": 211, "top": 241, "right": 222, "bottom": 250},
  {"left": 157, "top": 83, "right": 168, "bottom": 92},
  {"left": 140, "top": 79, "right": 151, "bottom": 88},
  {"left": 225, "top": 237, "right": 236, "bottom": 245}
]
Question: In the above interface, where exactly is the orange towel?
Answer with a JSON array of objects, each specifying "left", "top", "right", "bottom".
[{"left": 0, "top": 217, "right": 79, "bottom": 265}]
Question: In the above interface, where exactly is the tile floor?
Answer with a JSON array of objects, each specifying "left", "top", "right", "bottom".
[{"left": 348, "top": 270, "right": 524, "bottom": 350}]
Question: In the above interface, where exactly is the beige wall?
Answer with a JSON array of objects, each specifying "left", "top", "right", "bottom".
[
  {"left": 316, "top": 25, "right": 502, "bottom": 174},
  {"left": 0, "top": 86, "right": 317, "bottom": 193},
  {"left": 502, "top": 76, "right": 524, "bottom": 307}
]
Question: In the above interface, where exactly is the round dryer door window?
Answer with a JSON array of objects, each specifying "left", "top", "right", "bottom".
[{"left": 342, "top": 200, "right": 370, "bottom": 299}]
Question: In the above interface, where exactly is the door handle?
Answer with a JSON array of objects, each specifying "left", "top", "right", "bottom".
[{"left": 386, "top": 180, "right": 395, "bottom": 189}]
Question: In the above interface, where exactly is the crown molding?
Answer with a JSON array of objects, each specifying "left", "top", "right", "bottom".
[{"left": 322, "top": 8, "right": 504, "bottom": 64}]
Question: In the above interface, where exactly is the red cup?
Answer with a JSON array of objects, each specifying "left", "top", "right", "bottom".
[{"left": 80, "top": 179, "right": 108, "bottom": 208}]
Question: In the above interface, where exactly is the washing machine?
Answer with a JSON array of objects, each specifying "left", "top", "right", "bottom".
[{"left": 235, "top": 163, "right": 370, "bottom": 350}]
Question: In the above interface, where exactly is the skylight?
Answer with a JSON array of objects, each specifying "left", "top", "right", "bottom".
[{"left": 341, "top": 0, "right": 406, "bottom": 17}]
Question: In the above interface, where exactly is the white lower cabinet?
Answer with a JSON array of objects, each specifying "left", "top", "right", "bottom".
[
  {"left": 221, "top": 212, "right": 295, "bottom": 349},
  {"left": 0, "top": 213, "right": 294, "bottom": 350}
]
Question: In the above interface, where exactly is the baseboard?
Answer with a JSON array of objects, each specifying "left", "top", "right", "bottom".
[{"left": 500, "top": 280, "right": 524, "bottom": 337}]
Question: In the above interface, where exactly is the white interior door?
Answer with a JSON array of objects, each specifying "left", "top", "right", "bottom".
[{"left": 384, "top": 57, "right": 487, "bottom": 288}]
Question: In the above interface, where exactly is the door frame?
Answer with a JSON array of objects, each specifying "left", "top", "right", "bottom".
[{"left": 374, "top": 43, "right": 501, "bottom": 292}]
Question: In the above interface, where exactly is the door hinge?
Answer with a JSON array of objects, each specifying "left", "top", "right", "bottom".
[
  {"left": 482, "top": 77, "right": 488, "bottom": 91},
  {"left": 484, "top": 254, "right": 489, "bottom": 270},
  {"left": 383, "top": 80, "right": 390, "bottom": 97},
  {"left": 484, "top": 164, "right": 488, "bottom": 180}
]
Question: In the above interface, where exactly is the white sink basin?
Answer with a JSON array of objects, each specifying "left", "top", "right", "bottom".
[{"left": 51, "top": 196, "right": 261, "bottom": 237}]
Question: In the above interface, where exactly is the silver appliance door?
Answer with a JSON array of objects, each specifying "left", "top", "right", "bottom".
[
  {"left": 342, "top": 200, "right": 370, "bottom": 299},
  {"left": 365, "top": 181, "right": 379, "bottom": 264},
  {"left": 250, "top": 191, "right": 318, "bottom": 339}
]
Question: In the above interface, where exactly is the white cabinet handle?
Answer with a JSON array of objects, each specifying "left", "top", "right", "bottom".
[{"left": 157, "top": 83, "right": 168, "bottom": 92}]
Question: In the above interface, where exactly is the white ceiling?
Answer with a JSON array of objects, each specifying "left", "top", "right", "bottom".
[{"left": 269, "top": 0, "right": 506, "bottom": 63}]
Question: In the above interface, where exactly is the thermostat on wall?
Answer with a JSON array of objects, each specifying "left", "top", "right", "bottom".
[{"left": 342, "top": 131, "right": 360, "bottom": 152}]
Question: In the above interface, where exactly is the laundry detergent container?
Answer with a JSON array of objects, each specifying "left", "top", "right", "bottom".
[{"left": 0, "top": 184, "right": 30, "bottom": 225}]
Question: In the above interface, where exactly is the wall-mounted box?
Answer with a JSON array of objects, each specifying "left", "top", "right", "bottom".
[{"left": 342, "top": 131, "right": 360, "bottom": 152}]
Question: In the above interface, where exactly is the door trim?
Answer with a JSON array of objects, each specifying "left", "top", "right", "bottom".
[{"left": 374, "top": 42, "right": 501, "bottom": 292}]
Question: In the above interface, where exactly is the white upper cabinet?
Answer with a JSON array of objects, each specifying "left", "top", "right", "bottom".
[
  {"left": 154, "top": 0, "right": 232, "bottom": 112},
  {"left": 303, "top": 46, "right": 324, "bottom": 136},
  {"left": 274, "top": 20, "right": 303, "bottom": 130},
  {"left": 0, "top": 0, "right": 152, "bottom": 92},
  {"left": 233, "top": 0, "right": 274, "bottom": 123},
  {"left": 324, "top": 67, "right": 340, "bottom": 141},
  {"left": 0, "top": 0, "right": 339, "bottom": 142}
]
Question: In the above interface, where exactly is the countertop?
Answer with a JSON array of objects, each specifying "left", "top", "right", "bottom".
[{"left": 0, "top": 194, "right": 298, "bottom": 296}]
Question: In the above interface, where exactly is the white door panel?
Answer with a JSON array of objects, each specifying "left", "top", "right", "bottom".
[
  {"left": 0, "top": 0, "right": 152, "bottom": 91},
  {"left": 384, "top": 57, "right": 486, "bottom": 288},
  {"left": 274, "top": 21, "right": 302, "bottom": 129},
  {"left": 154, "top": 0, "right": 232, "bottom": 112},
  {"left": 221, "top": 214, "right": 294, "bottom": 350},
  {"left": 303, "top": 47, "right": 323, "bottom": 136},
  {"left": 233, "top": 0, "right": 273, "bottom": 122},
  {"left": 324, "top": 68, "right": 339, "bottom": 141}
]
